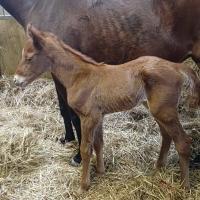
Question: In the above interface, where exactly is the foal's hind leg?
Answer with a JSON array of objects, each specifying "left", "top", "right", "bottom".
[
  {"left": 146, "top": 81, "right": 191, "bottom": 188},
  {"left": 94, "top": 121, "right": 105, "bottom": 176},
  {"left": 156, "top": 122, "right": 172, "bottom": 169},
  {"left": 144, "top": 101, "right": 172, "bottom": 168},
  {"left": 151, "top": 107, "right": 191, "bottom": 188}
]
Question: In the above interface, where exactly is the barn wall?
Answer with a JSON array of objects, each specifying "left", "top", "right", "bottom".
[
  {"left": 0, "top": 19, "right": 25, "bottom": 75},
  {"left": 0, "top": 19, "right": 51, "bottom": 78}
]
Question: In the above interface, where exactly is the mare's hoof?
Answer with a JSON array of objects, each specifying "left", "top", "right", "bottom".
[
  {"left": 60, "top": 137, "right": 66, "bottom": 144},
  {"left": 59, "top": 137, "right": 76, "bottom": 147},
  {"left": 189, "top": 155, "right": 200, "bottom": 169},
  {"left": 70, "top": 158, "right": 81, "bottom": 167},
  {"left": 189, "top": 162, "right": 200, "bottom": 169},
  {"left": 70, "top": 153, "right": 82, "bottom": 167}
]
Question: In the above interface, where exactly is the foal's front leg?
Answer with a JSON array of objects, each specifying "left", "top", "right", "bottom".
[
  {"left": 79, "top": 115, "right": 99, "bottom": 192},
  {"left": 94, "top": 121, "right": 105, "bottom": 175}
]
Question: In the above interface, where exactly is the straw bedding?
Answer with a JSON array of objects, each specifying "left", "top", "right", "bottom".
[{"left": 0, "top": 74, "right": 199, "bottom": 200}]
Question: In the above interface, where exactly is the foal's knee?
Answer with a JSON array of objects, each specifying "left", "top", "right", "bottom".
[
  {"left": 175, "top": 136, "right": 192, "bottom": 157},
  {"left": 151, "top": 107, "right": 177, "bottom": 125},
  {"left": 80, "top": 143, "right": 93, "bottom": 159}
]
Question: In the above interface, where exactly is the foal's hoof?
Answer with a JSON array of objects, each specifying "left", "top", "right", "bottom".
[
  {"left": 77, "top": 182, "right": 90, "bottom": 194},
  {"left": 77, "top": 186, "right": 88, "bottom": 195},
  {"left": 182, "top": 183, "right": 190, "bottom": 191},
  {"left": 96, "top": 166, "right": 105, "bottom": 177},
  {"left": 96, "top": 171, "right": 105, "bottom": 177},
  {"left": 154, "top": 160, "right": 166, "bottom": 170},
  {"left": 70, "top": 153, "right": 82, "bottom": 167}
]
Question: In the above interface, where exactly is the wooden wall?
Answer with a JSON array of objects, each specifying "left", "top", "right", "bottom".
[
  {"left": 0, "top": 19, "right": 25, "bottom": 75},
  {"left": 0, "top": 19, "right": 51, "bottom": 78}
]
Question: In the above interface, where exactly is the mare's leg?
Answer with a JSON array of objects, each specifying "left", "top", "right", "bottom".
[
  {"left": 146, "top": 83, "right": 191, "bottom": 188},
  {"left": 52, "top": 74, "right": 75, "bottom": 142},
  {"left": 189, "top": 60, "right": 200, "bottom": 168},
  {"left": 70, "top": 107, "right": 82, "bottom": 165},
  {"left": 156, "top": 121, "right": 172, "bottom": 168},
  {"left": 79, "top": 115, "right": 100, "bottom": 192},
  {"left": 93, "top": 121, "right": 105, "bottom": 175},
  {"left": 53, "top": 75, "right": 82, "bottom": 166},
  {"left": 70, "top": 108, "right": 81, "bottom": 145},
  {"left": 190, "top": 58, "right": 200, "bottom": 169}
]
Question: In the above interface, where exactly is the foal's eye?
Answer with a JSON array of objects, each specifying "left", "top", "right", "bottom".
[{"left": 26, "top": 57, "right": 33, "bottom": 61}]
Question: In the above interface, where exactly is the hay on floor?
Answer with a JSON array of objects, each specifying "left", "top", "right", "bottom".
[{"left": 0, "top": 76, "right": 199, "bottom": 200}]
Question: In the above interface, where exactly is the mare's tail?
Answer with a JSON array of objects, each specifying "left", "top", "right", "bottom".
[{"left": 178, "top": 64, "right": 200, "bottom": 108}]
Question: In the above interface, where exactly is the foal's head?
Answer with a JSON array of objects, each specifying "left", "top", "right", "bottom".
[{"left": 14, "top": 24, "right": 62, "bottom": 87}]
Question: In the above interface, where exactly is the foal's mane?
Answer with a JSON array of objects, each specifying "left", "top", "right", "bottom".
[{"left": 55, "top": 36, "right": 104, "bottom": 66}]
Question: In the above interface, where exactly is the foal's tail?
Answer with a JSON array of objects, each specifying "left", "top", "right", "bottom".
[{"left": 178, "top": 64, "right": 200, "bottom": 108}]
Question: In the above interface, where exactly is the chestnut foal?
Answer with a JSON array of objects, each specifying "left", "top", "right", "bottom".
[{"left": 14, "top": 25, "right": 200, "bottom": 192}]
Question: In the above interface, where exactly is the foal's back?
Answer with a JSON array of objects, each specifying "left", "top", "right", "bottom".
[
  {"left": 124, "top": 56, "right": 183, "bottom": 85},
  {"left": 93, "top": 56, "right": 185, "bottom": 113}
]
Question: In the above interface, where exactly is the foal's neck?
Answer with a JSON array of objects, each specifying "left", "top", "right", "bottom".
[{"left": 50, "top": 42, "right": 99, "bottom": 88}]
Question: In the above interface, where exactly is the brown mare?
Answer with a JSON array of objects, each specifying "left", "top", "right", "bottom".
[
  {"left": 3, "top": 0, "right": 200, "bottom": 166},
  {"left": 14, "top": 25, "right": 200, "bottom": 192}
]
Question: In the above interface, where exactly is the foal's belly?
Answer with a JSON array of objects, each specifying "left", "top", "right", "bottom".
[{"left": 97, "top": 75, "right": 146, "bottom": 114}]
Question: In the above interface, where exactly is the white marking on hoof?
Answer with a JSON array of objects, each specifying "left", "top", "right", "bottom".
[{"left": 70, "top": 158, "right": 81, "bottom": 167}]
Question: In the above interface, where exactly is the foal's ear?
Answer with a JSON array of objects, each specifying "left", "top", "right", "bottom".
[{"left": 26, "top": 23, "right": 46, "bottom": 50}]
